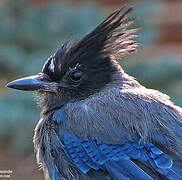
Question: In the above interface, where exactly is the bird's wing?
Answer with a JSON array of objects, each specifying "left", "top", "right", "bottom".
[
  {"left": 49, "top": 107, "right": 182, "bottom": 180},
  {"left": 59, "top": 88, "right": 182, "bottom": 179},
  {"left": 60, "top": 131, "right": 182, "bottom": 180}
]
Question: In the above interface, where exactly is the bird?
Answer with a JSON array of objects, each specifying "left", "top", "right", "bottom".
[{"left": 6, "top": 5, "right": 182, "bottom": 180}]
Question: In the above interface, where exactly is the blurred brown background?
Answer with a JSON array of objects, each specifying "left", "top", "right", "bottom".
[{"left": 0, "top": 0, "right": 182, "bottom": 179}]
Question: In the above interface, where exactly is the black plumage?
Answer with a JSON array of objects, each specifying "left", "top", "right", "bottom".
[{"left": 7, "top": 5, "right": 182, "bottom": 180}]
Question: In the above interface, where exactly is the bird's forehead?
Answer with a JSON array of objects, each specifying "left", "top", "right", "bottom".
[
  {"left": 42, "top": 50, "right": 82, "bottom": 77},
  {"left": 49, "top": 56, "right": 56, "bottom": 72}
]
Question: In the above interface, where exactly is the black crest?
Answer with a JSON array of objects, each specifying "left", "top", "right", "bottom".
[
  {"left": 63, "top": 5, "right": 138, "bottom": 67},
  {"left": 43, "top": 6, "right": 138, "bottom": 78},
  {"left": 41, "top": 6, "right": 138, "bottom": 98}
]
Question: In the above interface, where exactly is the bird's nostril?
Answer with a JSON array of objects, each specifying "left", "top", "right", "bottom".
[{"left": 38, "top": 73, "right": 52, "bottom": 82}]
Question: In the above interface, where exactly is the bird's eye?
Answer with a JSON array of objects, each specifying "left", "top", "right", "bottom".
[{"left": 69, "top": 71, "right": 82, "bottom": 82}]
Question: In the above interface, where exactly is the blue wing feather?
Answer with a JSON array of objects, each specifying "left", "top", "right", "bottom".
[
  {"left": 62, "top": 132, "right": 182, "bottom": 180},
  {"left": 52, "top": 108, "right": 182, "bottom": 180}
]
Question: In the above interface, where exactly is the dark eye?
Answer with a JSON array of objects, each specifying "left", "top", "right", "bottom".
[{"left": 69, "top": 71, "right": 82, "bottom": 82}]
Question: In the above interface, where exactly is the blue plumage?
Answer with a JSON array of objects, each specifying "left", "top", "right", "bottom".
[
  {"left": 45, "top": 105, "right": 182, "bottom": 180},
  {"left": 51, "top": 105, "right": 179, "bottom": 179}
]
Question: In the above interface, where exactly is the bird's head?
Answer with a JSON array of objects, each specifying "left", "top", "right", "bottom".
[{"left": 7, "top": 6, "right": 138, "bottom": 109}]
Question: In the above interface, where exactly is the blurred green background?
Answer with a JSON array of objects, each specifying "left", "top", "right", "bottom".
[{"left": 0, "top": 0, "right": 182, "bottom": 179}]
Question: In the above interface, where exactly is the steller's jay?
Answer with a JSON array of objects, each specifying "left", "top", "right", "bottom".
[{"left": 7, "top": 6, "right": 182, "bottom": 180}]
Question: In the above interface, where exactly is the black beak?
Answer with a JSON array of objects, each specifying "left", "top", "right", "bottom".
[
  {"left": 7, "top": 73, "right": 68, "bottom": 92},
  {"left": 6, "top": 74, "right": 51, "bottom": 91}
]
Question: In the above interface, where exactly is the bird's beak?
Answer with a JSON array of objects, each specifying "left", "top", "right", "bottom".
[
  {"left": 6, "top": 73, "right": 68, "bottom": 92},
  {"left": 6, "top": 74, "right": 50, "bottom": 91}
]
